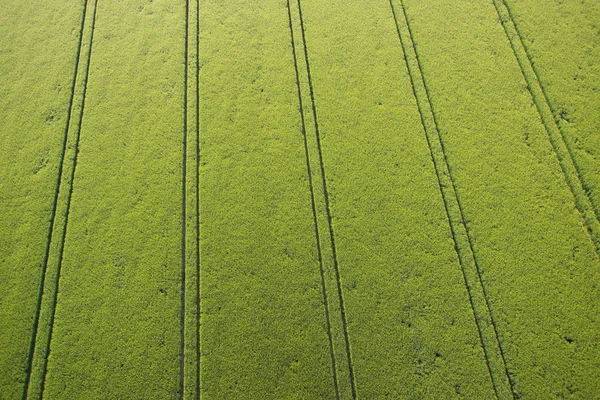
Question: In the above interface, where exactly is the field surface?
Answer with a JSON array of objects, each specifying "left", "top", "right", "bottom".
[{"left": 1, "top": 0, "right": 599, "bottom": 398}]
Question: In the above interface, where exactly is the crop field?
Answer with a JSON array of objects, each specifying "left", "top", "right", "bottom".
[{"left": 1, "top": 0, "right": 599, "bottom": 398}]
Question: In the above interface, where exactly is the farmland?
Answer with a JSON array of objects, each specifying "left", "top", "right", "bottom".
[{"left": 0, "top": 0, "right": 598, "bottom": 398}]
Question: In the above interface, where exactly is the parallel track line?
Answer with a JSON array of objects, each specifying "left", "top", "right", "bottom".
[
  {"left": 285, "top": 1, "right": 340, "bottom": 397},
  {"left": 180, "top": 0, "right": 190, "bottom": 395},
  {"left": 26, "top": 0, "right": 100, "bottom": 397},
  {"left": 491, "top": 0, "right": 600, "bottom": 257},
  {"left": 390, "top": 0, "right": 517, "bottom": 398},
  {"left": 295, "top": 0, "right": 357, "bottom": 397},
  {"left": 195, "top": 0, "right": 201, "bottom": 397},
  {"left": 22, "top": 0, "right": 90, "bottom": 396},
  {"left": 40, "top": 0, "right": 99, "bottom": 394}
]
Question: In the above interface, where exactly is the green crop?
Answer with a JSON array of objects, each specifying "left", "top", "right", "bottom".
[{"left": 1, "top": 0, "right": 599, "bottom": 398}]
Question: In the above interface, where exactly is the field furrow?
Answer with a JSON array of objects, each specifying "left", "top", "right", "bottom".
[
  {"left": 287, "top": 0, "right": 356, "bottom": 397},
  {"left": 490, "top": 0, "right": 600, "bottom": 255},
  {"left": 286, "top": 3, "right": 342, "bottom": 398},
  {"left": 183, "top": 0, "right": 200, "bottom": 397},
  {"left": 26, "top": 0, "right": 98, "bottom": 397}
]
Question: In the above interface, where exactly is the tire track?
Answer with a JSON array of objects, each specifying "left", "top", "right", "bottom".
[
  {"left": 289, "top": 0, "right": 357, "bottom": 397},
  {"left": 180, "top": 0, "right": 189, "bottom": 396},
  {"left": 195, "top": 0, "right": 201, "bottom": 398},
  {"left": 24, "top": 0, "right": 99, "bottom": 398},
  {"left": 21, "top": 0, "right": 89, "bottom": 397},
  {"left": 183, "top": 0, "right": 201, "bottom": 396},
  {"left": 389, "top": 0, "right": 516, "bottom": 398},
  {"left": 491, "top": 0, "right": 600, "bottom": 256},
  {"left": 285, "top": 1, "right": 339, "bottom": 397}
]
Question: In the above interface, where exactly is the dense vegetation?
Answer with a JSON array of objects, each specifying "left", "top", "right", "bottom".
[{"left": 1, "top": 0, "right": 598, "bottom": 398}]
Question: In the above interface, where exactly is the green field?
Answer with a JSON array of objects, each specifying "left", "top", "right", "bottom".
[{"left": 1, "top": 0, "right": 599, "bottom": 398}]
